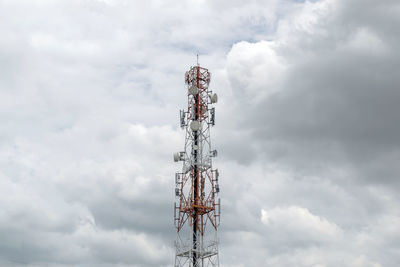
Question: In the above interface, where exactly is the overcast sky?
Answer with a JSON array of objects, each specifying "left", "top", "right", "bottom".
[{"left": 0, "top": 0, "right": 399, "bottom": 266}]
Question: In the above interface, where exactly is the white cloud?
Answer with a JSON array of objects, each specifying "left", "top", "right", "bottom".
[
  {"left": 227, "top": 41, "right": 285, "bottom": 101},
  {"left": 351, "top": 255, "right": 382, "bottom": 267},
  {"left": 261, "top": 206, "right": 341, "bottom": 240},
  {"left": 344, "top": 27, "right": 387, "bottom": 53}
]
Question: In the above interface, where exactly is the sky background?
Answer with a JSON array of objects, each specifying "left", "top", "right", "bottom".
[{"left": 0, "top": 0, "right": 399, "bottom": 266}]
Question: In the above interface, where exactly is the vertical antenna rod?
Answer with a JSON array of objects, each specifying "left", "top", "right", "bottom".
[
  {"left": 192, "top": 65, "right": 199, "bottom": 265},
  {"left": 173, "top": 61, "right": 220, "bottom": 267}
]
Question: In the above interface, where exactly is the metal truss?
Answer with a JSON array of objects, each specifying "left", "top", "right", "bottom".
[{"left": 174, "top": 64, "right": 220, "bottom": 267}]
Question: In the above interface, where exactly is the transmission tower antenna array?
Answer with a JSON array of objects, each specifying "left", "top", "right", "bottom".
[{"left": 173, "top": 61, "right": 220, "bottom": 267}]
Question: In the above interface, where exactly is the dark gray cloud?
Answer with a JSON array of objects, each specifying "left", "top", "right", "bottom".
[
  {"left": 226, "top": 0, "right": 400, "bottom": 186},
  {"left": 220, "top": 0, "right": 400, "bottom": 266}
]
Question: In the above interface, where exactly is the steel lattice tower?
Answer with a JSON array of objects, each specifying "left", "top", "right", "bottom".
[{"left": 173, "top": 62, "right": 220, "bottom": 267}]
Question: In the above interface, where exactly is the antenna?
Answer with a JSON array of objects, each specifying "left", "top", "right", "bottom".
[{"left": 173, "top": 63, "right": 220, "bottom": 267}]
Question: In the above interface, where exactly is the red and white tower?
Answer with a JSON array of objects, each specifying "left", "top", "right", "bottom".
[{"left": 173, "top": 62, "right": 220, "bottom": 267}]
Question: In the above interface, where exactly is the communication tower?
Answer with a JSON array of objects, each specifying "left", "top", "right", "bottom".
[{"left": 173, "top": 61, "right": 220, "bottom": 267}]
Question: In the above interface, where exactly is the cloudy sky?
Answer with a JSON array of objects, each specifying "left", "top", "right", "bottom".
[{"left": 1, "top": 0, "right": 399, "bottom": 266}]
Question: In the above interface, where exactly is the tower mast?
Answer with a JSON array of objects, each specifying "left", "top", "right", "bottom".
[{"left": 174, "top": 62, "right": 220, "bottom": 267}]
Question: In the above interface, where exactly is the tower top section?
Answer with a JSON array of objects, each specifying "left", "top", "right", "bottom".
[{"left": 185, "top": 65, "right": 211, "bottom": 86}]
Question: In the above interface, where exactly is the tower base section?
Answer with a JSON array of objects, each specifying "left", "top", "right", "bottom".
[{"left": 175, "top": 237, "right": 219, "bottom": 267}]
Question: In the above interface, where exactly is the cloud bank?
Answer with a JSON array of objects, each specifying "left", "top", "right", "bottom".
[{"left": 0, "top": 0, "right": 399, "bottom": 266}]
